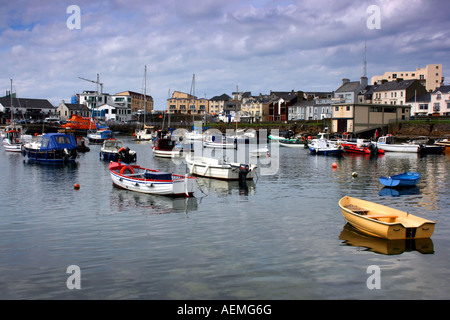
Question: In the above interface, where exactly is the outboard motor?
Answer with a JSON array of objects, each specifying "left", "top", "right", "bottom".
[{"left": 239, "top": 164, "right": 250, "bottom": 187}]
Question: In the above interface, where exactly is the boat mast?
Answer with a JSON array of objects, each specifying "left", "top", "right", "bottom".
[
  {"left": 10, "top": 79, "right": 13, "bottom": 125},
  {"left": 144, "top": 65, "right": 147, "bottom": 127}
]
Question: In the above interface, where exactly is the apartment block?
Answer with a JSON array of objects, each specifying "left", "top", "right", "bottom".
[{"left": 371, "top": 64, "right": 444, "bottom": 92}]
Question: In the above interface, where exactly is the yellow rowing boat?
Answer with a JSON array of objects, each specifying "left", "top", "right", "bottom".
[{"left": 338, "top": 196, "right": 436, "bottom": 240}]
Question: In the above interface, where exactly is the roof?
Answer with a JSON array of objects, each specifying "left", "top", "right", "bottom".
[
  {"left": 373, "top": 79, "right": 418, "bottom": 92},
  {"left": 62, "top": 103, "right": 90, "bottom": 111},
  {"left": 210, "top": 94, "right": 232, "bottom": 101},
  {"left": 433, "top": 85, "right": 450, "bottom": 94},
  {"left": 406, "top": 94, "right": 431, "bottom": 103},
  {"left": 335, "top": 81, "right": 361, "bottom": 93},
  {"left": 0, "top": 96, "right": 54, "bottom": 110}
]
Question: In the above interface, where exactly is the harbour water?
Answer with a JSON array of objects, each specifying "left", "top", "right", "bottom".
[{"left": 1, "top": 136, "right": 449, "bottom": 300}]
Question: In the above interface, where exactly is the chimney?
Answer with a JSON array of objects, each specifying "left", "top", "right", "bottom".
[
  {"left": 342, "top": 78, "right": 350, "bottom": 85},
  {"left": 360, "top": 76, "right": 368, "bottom": 88}
]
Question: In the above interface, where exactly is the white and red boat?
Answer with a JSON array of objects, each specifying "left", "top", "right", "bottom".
[
  {"left": 341, "top": 139, "right": 384, "bottom": 155},
  {"left": 109, "top": 161, "right": 196, "bottom": 197}
]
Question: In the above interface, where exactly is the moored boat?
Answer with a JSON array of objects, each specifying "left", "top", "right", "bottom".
[
  {"left": 100, "top": 139, "right": 136, "bottom": 162},
  {"left": 341, "top": 139, "right": 384, "bottom": 155},
  {"left": 21, "top": 132, "right": 78, "bottom": 163},
  {"left": 87, "top": 129, "right": 114, "bottom": 144},
  {"left": 309, "top": 138, "right": 343, "bottom": 155},
  {"left": 2, "top": 129, "right": 24, "bottom": 152},
  {"left": 338, "top": 196, "right": 435, "bottom": 240},
  {"left": 376, "top": 135, "right": 422, "bottom": 153},
  {"left": 152, "top": 137, "right": 182, "bottom": 158},
  {"left": 109, "top": 161, "right": 196, "bottom": 197},
  {"left": 279, "top": 138, "right": 305, "bottom": 148},
  {"left": 379, "top": 172, "right": 421, "bottom": 187},
  {"left": 185, "top": 154, "right": 257, "bottom": 181}
]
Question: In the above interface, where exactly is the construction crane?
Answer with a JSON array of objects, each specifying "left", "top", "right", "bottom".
[{"left": 78, "top": 74, "right": 103, "bottom": 95}]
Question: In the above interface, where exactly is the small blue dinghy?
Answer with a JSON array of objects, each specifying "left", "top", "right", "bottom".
[{"left": 379, "top": 172, "right": 421, "bottom": 187}]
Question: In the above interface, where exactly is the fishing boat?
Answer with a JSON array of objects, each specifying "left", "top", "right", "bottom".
[
  {"left": 185, "top": 154, "right": 257, "bottom": 181},
  {"left": 376, "top": 135, "right": 422, "bottom": 153},
  {"left": 109, "top": 161, "right": 196, "bottom": 197},
  {"left": 405, "top": 136, "right": 445, "bottom": 154},
  {"left": 308, "top": 139, "right": 344, "bottom": 155},
  {"left": 87, "top": 129, "right": 114, "bottom": 144},
  {"left": 152, "top": 137, "right": 181, "bottom": 158},
  {"left": 338, "top": 196, "right": 436, "bottom": 240},
  {"left": 379, "top": 172, "right": 421, "bottom": 187},
  {"left": 134, "top": 125, "right": 154, "bottom": 141},
  {"left": 21, "top": 133, "right": 78, "bottom": 163},
  {"left": 100, "top": 139, "right": 136, "bottom": 162},
  {"left": 2, "top": 129, "right": 24, "bottom": 152}
]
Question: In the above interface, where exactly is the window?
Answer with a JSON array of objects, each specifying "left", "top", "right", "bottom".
[
  {"left": 346, "top": 106, "right": 351, "bottom": 111},
  {"left": 434, "top": 103, "right": 440, "bottom": 111},
  {"left": 393, "top": 74, "right": 397, "bottom": 79},
  {"left": 335, "top": 106, "right": 339, "bottom": 111}
]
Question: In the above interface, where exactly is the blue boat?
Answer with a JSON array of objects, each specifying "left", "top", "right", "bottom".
[
  {"left": 379, "top": 172, "right": 421, "bottom": 187},
  {"left": 87, "top": 129, "right": 114, "bottom": 144},
  {"left": 22, "top": 133, "right": 78, "bottom": 164}
]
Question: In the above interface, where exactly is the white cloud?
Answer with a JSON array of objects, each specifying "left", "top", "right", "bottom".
[{"left": 0, "top": 0, "right": 449, "bottom": 109}]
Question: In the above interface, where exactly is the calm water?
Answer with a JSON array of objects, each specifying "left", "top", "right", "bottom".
[{"left": 1, "top": 136, "right": 449, "bottom": 300}]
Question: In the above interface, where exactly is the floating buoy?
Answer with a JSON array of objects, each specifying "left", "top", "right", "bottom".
[
  {"left": 332, "top": 162, "right": 338, "bottom": 168},
  {"left": 74, "top": 183, "right": 80, "bottom": 190},
  {"left": 352, "top": 172, "right": 358, "bottom": 177}
]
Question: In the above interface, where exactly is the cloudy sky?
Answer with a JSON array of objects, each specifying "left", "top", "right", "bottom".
[{"left": 1, "top": 0, "right": 449, "bottom": 110}]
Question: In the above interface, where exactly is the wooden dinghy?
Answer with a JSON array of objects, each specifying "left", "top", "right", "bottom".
[{"left": 338, "top": 196, "right": 435, "bottom": 240}]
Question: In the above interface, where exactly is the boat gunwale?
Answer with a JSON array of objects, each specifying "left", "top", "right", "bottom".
[{"left": 338, "top": 196, "right": 436, "bottom": 228}]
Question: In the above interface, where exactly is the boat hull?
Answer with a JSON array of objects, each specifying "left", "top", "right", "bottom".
[
  {"left": 377, "top": 143, "right": 421, "bottom": 153},
  {"left": 22, "top": 147, "right": 77, "bottom": 163},
  {"left": 185, "top": 155, "right": 257, "bottom": 180},
  {"left": 379, "top": 172, "right": 421, "bottom": 187},
  {"left": 339, "top": 196, "right": 435, "bottom": 240},
  {"left": 109, "top": 162, "right": 196, "bottom": 197}
]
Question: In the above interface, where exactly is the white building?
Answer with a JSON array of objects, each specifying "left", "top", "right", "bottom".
[{"left": 430, "top": 85, "right": 450, "bottom": 116}]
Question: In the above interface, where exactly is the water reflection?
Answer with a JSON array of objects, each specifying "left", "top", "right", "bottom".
[
  {"left": 196, "top": 177, "right": 256, "bottom": 197},
  {"left": 379, "top": 186, "right": 421, "bottom": 197},
  {"left": 339, "top": 223, "right": 434, "bottom": 255},
  {"left": 109, "top": 186, "right": 198, "bottom": 215}
]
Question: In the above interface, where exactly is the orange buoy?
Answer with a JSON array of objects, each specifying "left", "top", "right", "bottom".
[
  {"left": 74, "top": 183, "right": 80, "bottom": 190},
  {"left": 332, "top": 162, "right": 337, "bottom": 168}
]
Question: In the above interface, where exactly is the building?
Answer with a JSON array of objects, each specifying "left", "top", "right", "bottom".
[
  {"left": 430, "top": 85, "right": 450, "bottom": 116},
  {"left": 209, "top": 94, "right": 232, "bottom": 116},
  {"left": 372, "top": 79, "right": 427, "bottom": 106},
  {"left": 0, "top": 94, "right": 55, "bottom": 122},
  {"left": 268, "top": 91, "right": 302, "bottom": 122},
  {"left": 97, "top": 103, "right": 132, "bottom": 122},
  {"left": 371, "top": 64, "right": 444, "bottom": 92},
  {"left": 290, "top": 97, "right": 333, "bottom": 121},
  {"left": 57, "top": 100, "right": 91, "bottom": 119},
  {"left": 240, "top": 93, "right": 271, "bottom": 122},
  {"left": 167, "top": 91, "right": 208, "bottom": 115},
  {"left": 115, "top": 91, "right": 153, "bottom": 113},
  {"left": 406, "top": 94, "right": 431, "bottom": 117},
  {"left": 331, "top": 102, "right": 411, "bottom": 134},
  {"left": 333, "top": 77, "right": 368, "bottom": 104}
]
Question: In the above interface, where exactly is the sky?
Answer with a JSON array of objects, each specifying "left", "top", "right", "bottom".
[{"left": 1, "top": 0, "right": 449, "bottom": 110}]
